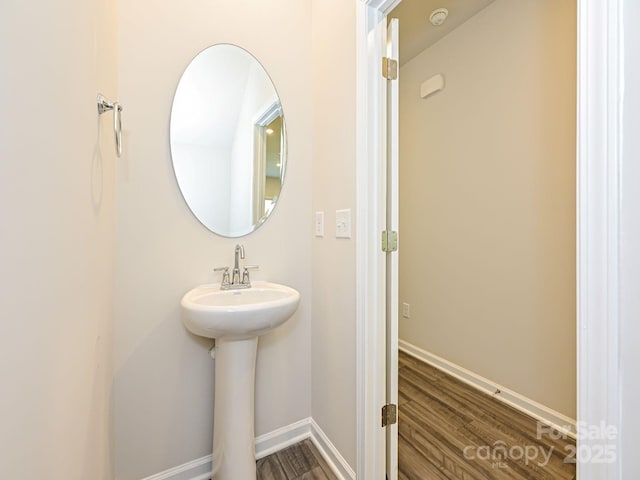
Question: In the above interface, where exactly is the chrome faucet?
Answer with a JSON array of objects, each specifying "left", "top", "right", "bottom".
[
  {"left": 214, "top": 244, "right": 258, "bottom": 290},
  {"left": 232, "top": 244, "right": 245, "bottom": 285}
]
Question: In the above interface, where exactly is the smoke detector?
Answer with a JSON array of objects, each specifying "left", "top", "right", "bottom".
[{"left": 429, "top": 8, "right": 449, "bottom": 26}]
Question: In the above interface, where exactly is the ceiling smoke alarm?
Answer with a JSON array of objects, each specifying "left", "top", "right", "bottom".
[{"left": 429, "top": 8, "right": 449, "bottom": 26}]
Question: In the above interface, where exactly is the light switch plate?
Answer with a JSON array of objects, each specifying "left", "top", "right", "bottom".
[
  {"left": 336, "top": 209, "right": 352, "bottom": 239},
  {"left": 315, "top": 211, "right": 324, "bottom": 237}
]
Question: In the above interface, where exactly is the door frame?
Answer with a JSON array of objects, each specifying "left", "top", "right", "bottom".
[{"left": 354, "top": 0, "right": 623, "bottom": 478}]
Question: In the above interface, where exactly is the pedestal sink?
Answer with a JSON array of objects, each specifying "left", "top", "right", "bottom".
[{"left": 181, "top": 281, "right": 300, "bottom": 480}]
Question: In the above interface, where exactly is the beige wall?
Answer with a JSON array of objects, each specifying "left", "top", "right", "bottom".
[
  {"left": 0, "top": 0, "right": 117, "bottom": 477},
  {"left": 311, "top": 0, "right": 358, "bottom": 469},
  {"left": 114, "top": 0, "right": 313, "bottom": 478},
  {"left": 398, "top": 0, "right": 577, "bottom": 418}
]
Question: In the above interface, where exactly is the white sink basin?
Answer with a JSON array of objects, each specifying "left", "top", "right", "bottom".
[{"left": 181, "top": 281, "right": 300, "bottom": 340}]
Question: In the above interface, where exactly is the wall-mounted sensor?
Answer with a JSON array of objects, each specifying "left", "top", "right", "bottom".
[
  {"left": 421, "top": 73, "right": 445, "bottom": 99},
  {"left": 429, "top": 8, "right": 449, "bottom": 27}
]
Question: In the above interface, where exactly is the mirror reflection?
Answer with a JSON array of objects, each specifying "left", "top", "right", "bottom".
[{"left": 170, "top": 44, "right": 287, "bottom": 237}]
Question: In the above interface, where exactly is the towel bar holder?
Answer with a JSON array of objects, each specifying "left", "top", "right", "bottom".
[{"left": 97, "top": 93, "right": 123, "bottom": 157}]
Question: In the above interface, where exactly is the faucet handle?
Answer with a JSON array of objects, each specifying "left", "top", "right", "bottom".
[
  {"left": 214, "top": 267, "right": 230, "bottom": 288},
  {"left": 241, "top": 265, "right": 259, "bottom": 286}
]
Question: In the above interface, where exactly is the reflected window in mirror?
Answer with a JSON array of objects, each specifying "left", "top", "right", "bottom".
[{"left": 252, "top": 101, "right": 285, "bottom": 226}]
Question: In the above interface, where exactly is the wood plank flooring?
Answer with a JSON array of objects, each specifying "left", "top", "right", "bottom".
[
  {"left": 256, "top": 438, "right": 338, "bottom": 480},
  {"left": 398, "top": 351, "right": 577, "bottom": 480}
]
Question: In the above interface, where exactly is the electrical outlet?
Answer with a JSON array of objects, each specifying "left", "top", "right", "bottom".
[{"left": 402, "top": 303, "right": 410, "bottom": 318}]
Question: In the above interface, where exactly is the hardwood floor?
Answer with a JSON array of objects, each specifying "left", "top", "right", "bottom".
[
  {"left": 398, "top": 351, "right": 577, "bottom": 480},
  {"left": 256, "top": 438, "right": 338, "bottom": 480},
  {"left": 234, "top": 351, "right": 575, "bottom": 480}
]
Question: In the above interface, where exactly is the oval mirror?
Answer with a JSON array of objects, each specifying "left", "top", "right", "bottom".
[{"left": 170, "top": 44, "right": 287, "bottom": 237}]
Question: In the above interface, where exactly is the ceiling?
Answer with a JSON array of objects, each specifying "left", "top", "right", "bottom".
[{"left": 389, "top": 0, "right": 497, "bottom": 65}]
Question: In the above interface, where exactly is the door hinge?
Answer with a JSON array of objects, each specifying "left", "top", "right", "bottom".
[
  {"left": 381, "top": 230, "right": 398, "bottom": 253},
  {"left": 382, "top": 57, "right": 398, "bottom": 80},
  {"left": 382, "top": 403, "right": 397, "bottom": 427}
]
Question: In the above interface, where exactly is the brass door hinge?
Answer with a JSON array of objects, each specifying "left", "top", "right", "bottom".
[
  {"left": 382, "top": 403, "right": 397, "bottom": 427},
  {"left": 382, "top": 57, "right": 398, "bottom": 80},
  {"left": 381, "top": 230, "right": 398, "bottom": 253}
]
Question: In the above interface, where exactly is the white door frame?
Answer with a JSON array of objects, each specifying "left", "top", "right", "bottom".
[{"left": 354, "top": 0, "right": 623, "bottom": 478}]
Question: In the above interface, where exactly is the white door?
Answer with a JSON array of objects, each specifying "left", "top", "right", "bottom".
[{"left": 385, "top": 16, "right": 399, "bottom": 480}]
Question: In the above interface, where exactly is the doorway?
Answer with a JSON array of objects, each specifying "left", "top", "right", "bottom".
[
  {"left": 388, "top": 0, "right": 577, "bottom": 477},
  {"left": 355, "top": 0, "right": 624, "bottom": 479}
]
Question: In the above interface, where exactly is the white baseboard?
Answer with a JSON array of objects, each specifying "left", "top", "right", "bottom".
[
  {"left": 138, "top": 455, "right": 212, "bottom": 480},
  {"left": 139, "top": 417, "right": 354, "bottom": 480},
  {"left": 309, "top": 419, "right": 356, "bottom": 480},
  {"left": 254, "top": 417, "right": 312, "bottom": 459},
  {"left": 399, "top": 339, "right": 577, "bottom": 439}
]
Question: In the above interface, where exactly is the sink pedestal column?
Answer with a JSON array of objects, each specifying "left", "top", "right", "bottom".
[{"left": 212, "top": 337, "right": 259, "bottom": 480}]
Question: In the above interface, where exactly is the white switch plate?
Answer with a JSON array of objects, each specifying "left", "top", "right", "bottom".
[
  {"left": 315, "top": 211, "right": 324, "bottom": 237},
  {"left": 336, "top": 209, "right": 352, "bottom": 238},
  {"left": 402, "top": 303, "right": 410, "bottom": 318}
]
